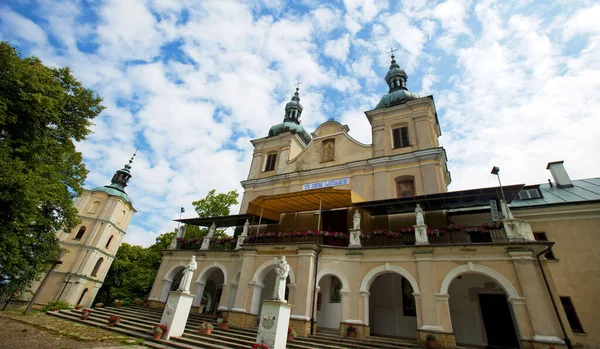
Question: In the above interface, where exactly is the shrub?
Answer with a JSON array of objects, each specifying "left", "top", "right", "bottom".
[
  {"left": 42, "top": 301, "right": 72, "bottom": 312},
  {"left": 426, "top": 334, "right": 437, "bottom": 341}
]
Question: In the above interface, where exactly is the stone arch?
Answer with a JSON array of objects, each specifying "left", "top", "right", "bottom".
[
  {"left": 360, "top": 263, "right": 420, "bottom": 294},
  {"left": 439, "top": 263, "right": 519, "bottom": 298},
  {"left": 196, "top": 262, "right": 229, "bottom": 285},
  {"left": 316, "top": 268, "right": 350, "bottom": 291},
  {"left": 163, "top": 263, "right": 187, "bottom": 282},
  {"left": 251, "top": 258, "right": 296, "bottom": 285}
]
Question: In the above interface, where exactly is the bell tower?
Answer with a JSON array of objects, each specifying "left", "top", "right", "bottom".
[{"left": 34, "top": 155, "right": 137, "bottom": 307}]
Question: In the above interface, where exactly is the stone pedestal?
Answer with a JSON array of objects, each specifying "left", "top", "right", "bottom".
[
  {"left": 503, "top": 218, "right": 535, "bottom": 241},
  {"left": 414, "top": 224, "right": 429, "bottom": 245},
  {"left": 256, "top": 300, "right": 293, "bottom": 349},
  {"left": 349, "top": 228, "right": 361, "bottom": 247},
  {"left": 235, "top": 235, "right": 246, "bottom": 250},
  {"left": 200, "top": 237, "right": 211, "bottom": 250},
  {"left": 160, "top": 291, "right": 195, "bottom": 339}
]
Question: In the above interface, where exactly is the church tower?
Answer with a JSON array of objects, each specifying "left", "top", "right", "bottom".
[
  {"left": 34, "top": 155, "right": 137, "bottom": 307},
  {"left": 366, "top": 54, "right": 451, "bottom": 199}
]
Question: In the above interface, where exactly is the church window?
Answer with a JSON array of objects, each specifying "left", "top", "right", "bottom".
[
  {"left": 91, "top": 257, "right": 103, "bottom": 277},
  {"left": 263, "top": 153, "right": 277, "bottom": 172},
  {"left": 533, "top": 232, "right": 556, "bottom": 260},
  {"left": 118, "top": 210, "right": 125, "bottom": 224},
  {"left": 395, "top": 176, "right": 415, "bottom": 198},
  {"left": 560, "top": 297, "right": 584, "bottom": 333},
  {"left": 392, "top": 126, "right": 410, "bottom": 148},
  {"left": 74, "top": 226, "right": 86, "bottom": 240},
  {"left": 105, "top": 235, "right": 114, "bottom": 249}
]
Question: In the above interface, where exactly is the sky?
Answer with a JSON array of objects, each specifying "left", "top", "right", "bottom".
[{"left": 1, "top": 0, "right": 599, "bottom": 247}]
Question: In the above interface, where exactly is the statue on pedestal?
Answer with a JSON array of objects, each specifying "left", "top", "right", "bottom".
[
  {"left": 272, "top": 256, "right": 290, "bottom": 301},
  {"left": 207, "top": 222, "right": 216, "bottom": 238},
  {"left": 415, "top": 203, "right": 425, "bottom": 226},
  {"left": 178, "top": 256, "right": 197, "bottom": 293},
  {"left": 242, "top": 219, "right": 249, "bottom": 236},
  {"left": 353, "top": 210, "right": 361, "bottom": 230}
]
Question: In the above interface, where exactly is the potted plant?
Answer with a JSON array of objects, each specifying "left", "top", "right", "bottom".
[
  {"left": 217, "top": 316, "right": 229, "bottom": 330},
  {"left": 153, "top": 323, "right": 168, "bottom": 339},
  {"left": 425, "top": 334, "right": 438, "bottom": 348},
  {"left": 287, "top": 327, "right": 296, "bottom": 341},
  {"left": 346, "top": 324, "right": 357, "bottom": 338},
  {"left": 114, "top": 299, "right": 124, "bottom": 307},
  {"left": 80, "top": 309, "right": 92, "bottom": 320},
  {"left": 108, "top": 315, "right": 121, "bottom": 327},
  {"left": 199, "top": 322, "right": 213, "bottom": 335},
  {"left": 134, "top": 299, "right": 143, "bottom": 306},
  {"left": 94, "top": 302, "right": 103, "bottom": 309},
  {"left": 252, "top": 344, "right": 268, "bottom": 349},
  {"left": 74, "top": 304, "right": 83, "bottom": 310}
]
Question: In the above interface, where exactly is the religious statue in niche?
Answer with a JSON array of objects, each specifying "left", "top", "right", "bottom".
[
  {"left": 330, "top": 278, "right": 342, "bottom": 303},
  {"left": 321, "top": 139, "right": 335, "bottom": 162}
]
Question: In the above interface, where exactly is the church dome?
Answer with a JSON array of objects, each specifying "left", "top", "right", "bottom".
[
  {"left": 91, "top": 154, "right": 135, "bottom": 203},
  {"left": 375, "top": 54, "right": 421, "bottom": 110},
  {"left": 267, "top": 87, "right": 312, "bottom": 145}
]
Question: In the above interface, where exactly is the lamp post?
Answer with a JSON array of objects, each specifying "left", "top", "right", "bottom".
[
  {"left": 177, "top": 207, "right": 185, "bottom": 229},
  {"left": 491, "top": 166, "right": 509, "bottom": 219}
]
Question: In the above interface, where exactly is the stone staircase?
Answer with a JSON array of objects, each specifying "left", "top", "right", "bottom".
[{"left": 49, "top": 306, "right": 424, "bottom": 349}]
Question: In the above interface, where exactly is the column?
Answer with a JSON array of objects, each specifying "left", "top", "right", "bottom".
[
  {"left": 192, "top": 282, "right": 206, "bottom": 308},
  {"left": 218, "top": 284, "right": 230, "bottom": 311},
  {"left": 232, "top": 250, "right": 257, "bottom": 312},
  {"left": 509, "top": 250, "right": 564, "bottom": 344},
  {"left": 294, "top": 250, "right": 316, "bottom": 318}
]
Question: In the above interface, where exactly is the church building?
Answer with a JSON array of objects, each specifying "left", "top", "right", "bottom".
[
  {"left": 30, "top": 156, "right": 137, "bottom": 308},
  {"left": 147, "top": 55, "right": 600, "bottom": 349}
]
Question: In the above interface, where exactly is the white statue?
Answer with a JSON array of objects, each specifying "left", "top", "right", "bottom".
[
  {"left": 353, "top": 210, "right": 361, "bottom": 230},
  {"left": 178, "top": 256, "right": 197, "bottom": 293},
  {"left": 242, "top": 219, "right": 249, "bottom": 237},
  {"left": 207, "top": 222, "right": 216, "bottom": 238},
  {"left": 415, "top": 203, "right": 424, "bottom": 226},
  {"left": 272, "top": 256, "right": 290, "bottom": 301}
]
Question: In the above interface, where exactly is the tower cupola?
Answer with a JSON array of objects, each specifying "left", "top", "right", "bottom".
[
  {"left": 374, "top": 54, "right": 421, "bottom": 110},
  {"left": 268, "top": 87, "right": 312, "bottom": 144},
  {"left": 91, "top": 153, "right": 136, "bottom": 203}
]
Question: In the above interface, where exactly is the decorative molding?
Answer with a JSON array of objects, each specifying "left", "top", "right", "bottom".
[
  {"left": 50, "top": 271, "right": 103, "bottom": 284},
  {"left": 60, "top": 242, "right": 116, "bottom": 259},
  {"left": 419, "top": 325, "right": 445, "bottom": 333},
  {"left": 77, "top": 217, "right": 128, "bottom": 235},
  {"left": 217, "top": 306, "right": 229, "bottom": 311},
  {"left": 532, "top": 335, "right": 565, "bottom": 344},
  {"left": 439, "top": 263, "right": 520, "bottom": 298},
  {"left": 360, "top": 264, "right": 420, "bottom": 294},
  {"left": 316, "top": 268, "right": 350, "bottom": 291},
  {"left": 508, "top": 297, "right": 527, "bottom": 305},
  {"left": 343, "top": 319, "right": 363, "bottom": 325},
  {"left": 290, "top": 314, "right": 310, "bottom": 321},
  {"left": 195, "top": 261, "right": 229, "bottom": 285},
  {"left": 231, "top": 308, "right": 247, "bottom": 313}
]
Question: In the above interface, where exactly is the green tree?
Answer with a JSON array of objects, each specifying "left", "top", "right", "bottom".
[
  {"left": 0, "top": 42, "right": 103, "bottom": 296},
  {"left": 187, "top": 189, "right": 239, "bottom": 239}
]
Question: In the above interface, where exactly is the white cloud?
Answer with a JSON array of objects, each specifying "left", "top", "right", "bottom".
[
  {"left": 0, "top": 7, "right": 48, "bottom": 44},
  {"left": 324, "top": 33, "right": 351, "bottom": 61}
]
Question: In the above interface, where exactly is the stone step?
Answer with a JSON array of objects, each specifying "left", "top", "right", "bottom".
[
  {"left": 311, "top": 332, "right": 420, "bottom": 348},
  {"left": 97, "top": 307, "right": 218, "bottom": 329},
  {"left": 300, "top": 335, "right": 416, "bottom": 349},
  {"left": 103, "top": 306, "right": 217, "bottom": 323},
  {"left": 52, "top": 310, "right": 230, "bottom": 349}
]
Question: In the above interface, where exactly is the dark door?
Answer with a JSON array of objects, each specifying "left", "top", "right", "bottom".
[
  {"left": 321, "top": 209, "right": 348, "bottom": 232},
  {"left": 478, "top": 294, "right": 520, "bottom": 348}
]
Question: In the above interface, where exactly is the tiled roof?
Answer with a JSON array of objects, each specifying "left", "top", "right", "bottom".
[{"left": 511, "top": 177, "right": 600, "bottom": 208}]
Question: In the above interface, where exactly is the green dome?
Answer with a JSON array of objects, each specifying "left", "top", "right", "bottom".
[
  {"left": 374, "top": 55, "right": 421, "bottom": 110},
  {"left": 92, "top": 186, "right": 131, "bottom": 203},
  {"left": 375, "top": 89, "right": 421, "bottom": 109},
  {"left": 268, "top": 122, "right": 312, "bottom": 145}
]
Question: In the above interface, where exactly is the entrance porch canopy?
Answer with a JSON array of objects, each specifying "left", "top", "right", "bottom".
[
  {"left": 355, "top": 184, "right": 524, "bottom": 216},
  {"left": 246, "top": 188, "right": 354, "bottom": 222}
]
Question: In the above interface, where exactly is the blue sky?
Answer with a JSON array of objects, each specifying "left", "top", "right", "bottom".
[{"left": 1, "top": 0, "right": 599, "bottom": 246}]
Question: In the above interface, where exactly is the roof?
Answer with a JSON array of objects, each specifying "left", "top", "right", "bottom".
[
  {"left": 176, "top": 214, "right": 277, "bottom": 227},
  {"left": 247, "top": 188, "right": 354, "bottom": 221},
  {"left": 356, "top": 184, "right": 524, "bottom": 216},
  {"left": 511, "top": 177, "right": 600, "bottom": 208},
  {"left": 91, "top": 186, "right": 131, "bottom": 203}
]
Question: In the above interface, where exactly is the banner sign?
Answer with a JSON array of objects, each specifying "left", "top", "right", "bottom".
[{"left": 302, "top": 177, "right": 350, "bottom": 190}]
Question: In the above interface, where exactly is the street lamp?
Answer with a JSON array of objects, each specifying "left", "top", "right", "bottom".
[{"left": 491, "top": 166, "right": 509, "bottom": 219}]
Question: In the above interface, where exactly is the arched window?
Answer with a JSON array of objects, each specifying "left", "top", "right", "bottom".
[
  {"left": 118, "top": 210, "right": 126, "bottom": 224},
  {"left": 88, "top": 201, "right": 100, "bottom": 214},
  {"left": 105, "top": 235, "right": 114, "bottom": 249},
  {"left": 91, "top": 258, "right": 103, "bottom": 277},
  {"left": 74, "top": 226, "right": 86, "bottom": 240},
  {"left": 77, "top": 288, "right": 88, "bottom": 305}
]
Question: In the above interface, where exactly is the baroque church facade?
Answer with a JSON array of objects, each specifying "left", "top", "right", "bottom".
[
  {"left": 147, "top": 56, "right": 600, "bottom": 349},
  {"left": 30, "top": 157, "right": 137, "bottom": 308}
]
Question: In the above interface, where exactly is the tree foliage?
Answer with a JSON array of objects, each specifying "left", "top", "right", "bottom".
[
  {"left": 187, "top": 189, "right": 239, "bottom": 239},
  {"left": 0, "top": 42, "right": 104, "bottom": 296}
]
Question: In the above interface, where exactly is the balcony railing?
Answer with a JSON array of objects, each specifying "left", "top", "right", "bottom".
[{"left": 173, "top": 225, "right": 507, "bottom": 250}]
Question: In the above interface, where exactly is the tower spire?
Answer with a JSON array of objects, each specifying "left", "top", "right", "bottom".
[
  {"left": 283, "top": 84, "right": 304, "bottom": 125},
  {"left": 106, "top": 151, "right": 136, "bottom": 193}
]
